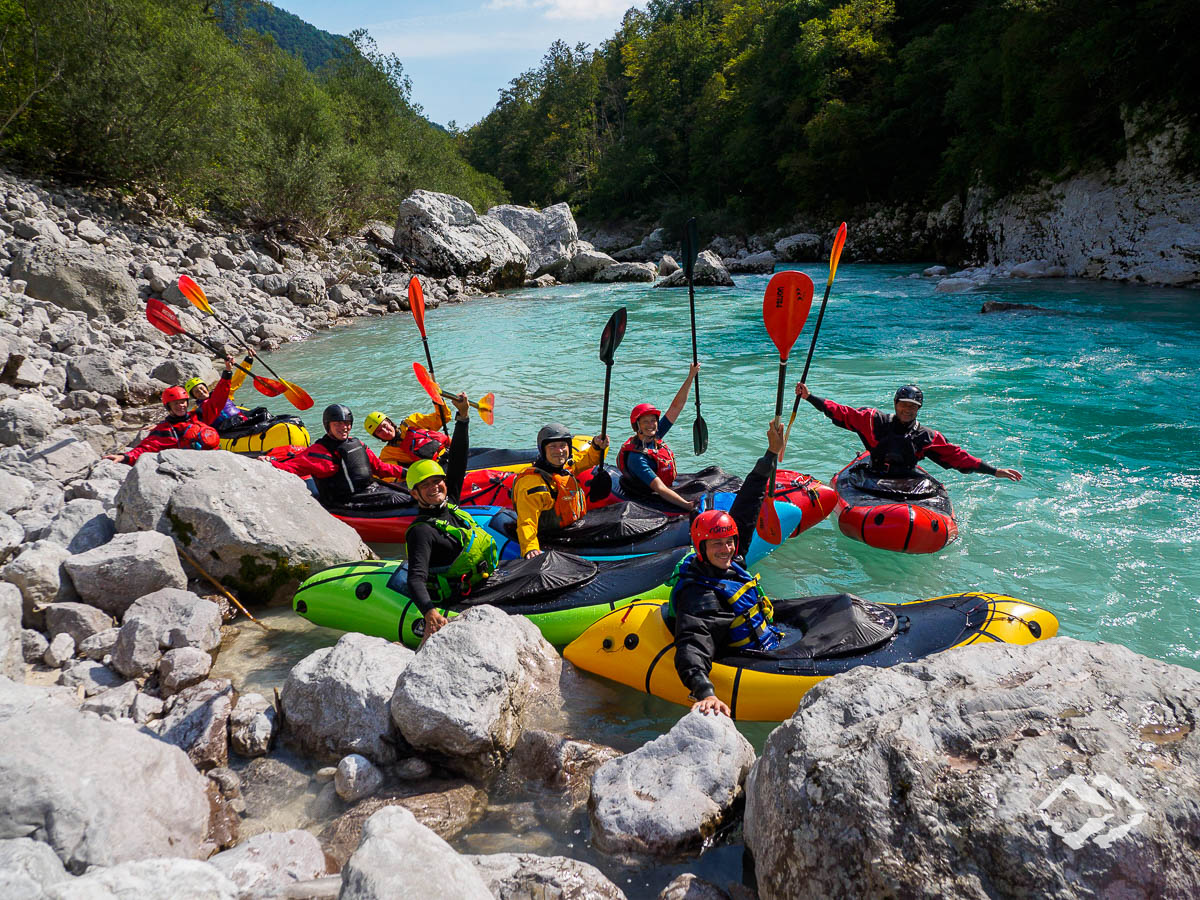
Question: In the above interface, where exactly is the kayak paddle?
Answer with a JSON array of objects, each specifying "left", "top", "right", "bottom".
[
  {"left": 176, "top": 275, "right": 313, "bottom": 410},
  {"left": 145, "top": 298, "right": 286, "bottom": 397},
  {"left": 588, "top": 306, "right": 628, "bottom": 503},
  {"left": 756, "top": 271, "right": 815, "bottom": 544},
  {"left": 781, "top": 223, "right": 847, "bottom": 461},
  {"left": 407, "top": 276, "right": 449, "bottom": 436},
  {"left": 682, "top": 218, "right": 708, "bottom": 455},
  {"left": 412, "top": 361, "right": 495, "bottom": 425}
]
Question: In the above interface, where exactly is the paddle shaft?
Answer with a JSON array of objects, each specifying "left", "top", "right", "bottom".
[
  {"left": 172, "top": 327, "right": 261, "bottom": 384},
  {"left": 436, "top": 389, "right": 487, "bottom": 413},
  {"left": 422, "top": 338, "right": 449, "bottom": 436},
  {"left": 798, "top": 280, "right": 834, "bottom": 385},
  {"left": 204, "top": 305, "right": 290, "bottom": 384}
]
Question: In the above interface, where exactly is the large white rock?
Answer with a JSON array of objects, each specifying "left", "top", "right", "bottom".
[
  {"left": 207, "top": 830, "right": 326, "bottom": 896},
  {"left": 487, "top": 202, "right": 579, "bottom": 277},
  {"left": 229, "top": 692, "right": 277, "bottom": 758},
  {"left": 589, "top": 710, "right": 755, "bottom": 858},
  {"left": 0, "top": 583, "right": 22, "bottom": 679},
  {"left": 152, "top": 678, "right": 234, "bottom": 770},
  {"left": 340, "top": 806, "right": 491, "bottom": 900},
  {"left": 593, "top": 261, "right": 658, "bottom": 283},
  {"left": 43, "top": 602, "right": 113, "bottom": 646},
  {"left": 394, "top": 190, "right": 530, "bottom": 290},
  {"left": 0, "top": 512, "right": 23, "bottom": 564},
  {"left": 0, "top": 680, "right": 213, "bottom": 872},
  {"left": 0, "top": 395, "right": 63, "bottom": 446},
  {"left": 122, "top": 587, "right": 222, "bottom": 653},
  {"left": 390, "top": 605, "right": 561, "bottom": 779},
  {"left": 113, "top": 450, "right": 371, "bottom": 602},
  {"left": 655, "top": 251, "right": 734, "bottom": 287},
  {"left": 0, "top": 837, "right": 73, "bottom": 897},
  {"left": 0, "top": 469, "right": 35, "bottom": 514},
  {"left": 9, "top": 244, "right": 140, "bottom": 321},
  {"left": 65, "top": 353, "right": 129, "bottom": 401},
  {"left": 723, "top": 250, "right": 777, "bottom": 274},
  {"left": 468, "top": 852, "right": 626, "bottom": 899},
  {"left": 42, "top": 499, "right": 114, "bottom": 554},
  {"left": 281, "top": 633, "right": 413, "bottom": 764},
  {"left": 43, "top": 858, "right": 236, "bottom": 899},
  {"left": 565, "top": 248, "right": 617, "bottom": 282},
  {"left": 335, "top": 753, "right": 384, "bottom": 803},
  {"left": 3, "top": 540, "right": 75, "bottom": 626},
  {"left": 62, "top": 530, "right": 187, "bottom": 616},
  {"left": 773, "top": 232, "right": 821, "bottom": 262}
]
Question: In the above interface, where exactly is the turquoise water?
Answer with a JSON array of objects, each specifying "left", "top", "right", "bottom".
[{"left": 235, "top": 265, "right": 1199, "bottom": 895}]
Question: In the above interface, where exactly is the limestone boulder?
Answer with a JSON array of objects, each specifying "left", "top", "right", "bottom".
[
  {"left": 43, "top": 602, "right": 113, "bottom": 647},
  {"left": 336, "top": 754, "right": 384, "bottom": 803},
  {"left": 593, "top": 262, "right": 658, "bottom": 283},
  {"left": 3, "top": 540, "right": 75, "bottom": 627},
  {"left": 564, "top": 248, "right": 617, "bottom": 282},
  {"left": 773, "top": 232, "right": 821, "bottom": 262},
  {"left": 723, "top": 250, "right": 777, "bottom": 274},
  {"left": 486, "top": 202, "right": 579, "bottom": 277},
  {"left": 65, "top": 353, "right": 129, "bottom": 401},
  {"left": 150, "top": 678, "right": 234, "bottom": 771},
  {"left": 24, "top": 433, "right": 101, "bottom": 486},
  {"left": 657, "top": 255, "right": 680, "bottom": 276},
  {"left": 121, "top": 587, "right": 222, "bottom": 653},
  {"left": 42, "top": 499, "right": 114, "bottom": 554},
  {"left": 0, "top": 583, "right": 21, "bottom": 679},
  {"left": 394, "top": 190, "right": 530, "bottom": 290},
  {"left": 0, "top": 680, "right": 213, "bottom": 871},
  {"left": 0, "top": 837, "right": 73, "bottom": 898},
  {"left": 43, "top": 859, "right": 236, "bottom": 899},
  {"left": 158, "top": 646, "right": 213, "bottom": 694},
  {"left": 468, "top": 852, "right": 626, "bottom": 900},
  {"left": 656, "top": 251, "right": 734, "bottom": 287},
  {"left": 79, "top": 681, "right": 139, "bottom": 720},
  {"left": 0, "top": 512, "right": 23, "bottom": 564},
  {"left": 590, "top": 711, "right": 755, "bottom": 858},
  {"left": 62, "top": 531, "right": 187, "bottom": 616},
  {"left": 207, "top": 830, "right": 326, "bottom": 898},
  {"left": 113, "top": 450, "right": 371, "bottom": 602},
  {"left": 229, "top": 692, "right": 277, "bottom": 758},
  {"left": 287, "top": 273, "right": 327, "bottom": 307},
  {"left": 0, "top": 469, "right": 35, "bottom": 514},
  {"left": 508, "top": 728, "right": 621, "bottom": 811},
  {"left": 57, "top": 659, "right": 123, "bottom": 696},
  {"left": 9, "top": 244, "right": 140, "bottom": 321},
  {"left": 281, "top": 633, "right": 413, "bottom": 764},
  {"left": 0, "top": 395, "right": 63, "bottom": 446},
  {"left": 391, "top": 605, "right": 561, "bottom": 779},
  {"left": 745, "top": 638, "right": 1200, "bottom": 899}
]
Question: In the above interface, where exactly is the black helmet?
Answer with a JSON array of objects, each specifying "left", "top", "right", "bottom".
[
  {"left": 894, "top": 385, "right": 923, "bottom": 407},
  {"left": 537, "top": 423, "right": 573, "bottom": 453},
  {"left": 323, "top": 404, "right": 354, "bottom": 430}
]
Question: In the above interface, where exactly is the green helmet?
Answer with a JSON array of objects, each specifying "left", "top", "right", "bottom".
[
  {"left": 183, "top": 376, "right": 205, "bottom": 396},
  {"left": 406, "top": 458, "right": 446, "bottom": 492}
]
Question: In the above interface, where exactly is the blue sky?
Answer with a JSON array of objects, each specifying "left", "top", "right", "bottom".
[{"left": 272, "top": 0, "right": 644, "bottom": 128}]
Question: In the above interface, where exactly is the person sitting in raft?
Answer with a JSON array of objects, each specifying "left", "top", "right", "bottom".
[
  {"left": 363, "top": 399, "right": 452, "bottom": 468},
  {"left": 668, "top": 419, "right": 786, "bottom": 717},
  {"left": 102, "top": 386, "right": 220, "bottom": 465},
  {"left": 617, "top": 362, "right": 701, "bottom": 511},
  {"left": 269, "top": 404, "right": 410, "bottom": 510},
  {"left": 403, "top": 394, "right": 492, "bottom": 640},
  {"left": 795, "top": 383, "right": 1022, "bottom": 481},
  {"left": 186, "top": 350, "right": 258, "bottom": 432},
  {"left": 512, "top": 424, "right": 609, "bottom": 559}
]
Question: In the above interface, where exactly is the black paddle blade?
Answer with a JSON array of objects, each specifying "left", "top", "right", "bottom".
[
  {"left": 693, "top": 415, "right": 709, "bottom": 455},
  {"left": 587, "top": 465, "right": 613, "bottom": 503},
  {"left": 685, "top": 217, "right": 699, "bottom": 277},
  {"left": 599, "top": 306, "right": 627, "bottom": 365}
]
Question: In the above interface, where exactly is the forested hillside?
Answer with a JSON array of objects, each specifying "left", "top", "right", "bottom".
[
  {"left": 214, "top": 0, "right": 347, "bottom": 71},
  {"left": 463, "top": 0, "right": 1199, "bottom": 232},
  {"left": 0, "top": 0, "right": 505, "bottom": 237}
]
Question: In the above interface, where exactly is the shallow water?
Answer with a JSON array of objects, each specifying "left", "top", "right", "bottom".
[{"left": 213, "top": 265, "right": 1200, "bottom": 895}]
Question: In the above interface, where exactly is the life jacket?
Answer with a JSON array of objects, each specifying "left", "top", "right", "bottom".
[
  {"left": 617, "top": 435, "right": 677, "bottom": 487},
  {"left": 210, "top": 399, "right": 247, "bottom": 432},
  {"left": 868, "top": 416, "right": 929, "bottom": 475},
  {"left": 414, "top": 504, "right": 499, "bottom": 604},
  {"left": 668, "top": 553, "right": 784, "bottom": 651},
  {"left": 155, "top": 417, "right": 218, "bottom": 450},
  {"left": 396, "top": 423, "right": 450, "bottom": 464},
  {"left": 312, "top": 436, "right": 375, "bottom": 504},
  {"left": 517, "top": 465, "right": 587, "bottom": 530}
]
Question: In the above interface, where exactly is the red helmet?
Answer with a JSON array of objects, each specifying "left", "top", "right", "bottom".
[
  {"left": 630, "top": 403, "right": 661, "bottom": 429},
  {"left": 180, "top": 423, "right": 219, "bottom": 451},
  {"left": 691, "top": 509, "right": 738, "bottom": 559},
  {"left": 162, "top": 386, "right": 188, "bottom": 405}
]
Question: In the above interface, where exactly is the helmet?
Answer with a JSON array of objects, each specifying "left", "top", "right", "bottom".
[
  {"left": 162, "top": 386, "right": 188, "bottom": 405},
  {"left": 406, "top": 458, "right": 446, "bottom": 492},
  {"left": 183, "top": 376, "right": 205, "bottom": 396},
  {"left": 690, "top": 509, "right": 738, "bottom": 560},
  {"left": 180, "top": 423, "right": 219, "bottom": 451},
  {"left": 322, "top": 404, "right": 354, "bottom": 431},
  {"left": 364, "top": 411, "right": 391, "bottom": 437},
  {"left": 894, "top": 385, "right": 924, "bottom": 407},
  {"left": 630, "top": 403, "right": 661, "bottom": 430},
  {"left": 537, "top": 423, "right": 573, "bottom": 453}
]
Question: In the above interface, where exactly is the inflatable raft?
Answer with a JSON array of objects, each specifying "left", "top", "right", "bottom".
[
  {"left": 217, "top": 411, "right": 310, "bottom": 456},
  {"left": 831, "top": 453, "right": 957, "bottom": 553},
  {"left": 293, "top": 548, "right": 686, "bottom": 648},
  {"left": 564, "top": 592, "right": 1058, "bottom": 721}
]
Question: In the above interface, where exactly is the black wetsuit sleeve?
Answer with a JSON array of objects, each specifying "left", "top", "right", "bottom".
[
  {"left": 729, "top": 451, "right": 776, "bottom": 558},
  {"left": 404, "top": 523, "right": 438, "bottom": 614},
  {"left": 672, "top": 584, "right": 728, "bottom": 700},
  {"left": 446, "top": 418, "right": 470, "bottom": 502}
]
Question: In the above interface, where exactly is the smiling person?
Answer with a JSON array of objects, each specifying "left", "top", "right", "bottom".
[
  {"left": 102, "top": 386, "right": 220, "bottom": 465},
  {"left": 667, "top": 420, "right": 786, "bottom": 717},
  {"left": 511, "top": 423, "right": 609, "bottom": 559},
  {"left": 403, "top": 393, "right": 495, "bottom": 640},
  {"left": 363, "top": 399, "right": 452, "bottom": 468},
  {"left": 616, "top": 362, "right": 701, "bottom": 511},
  {"left": 186, "top": 350, "right": 257, "bottom": 432},
  {"left": 796, "top": 382, "right": 1022, "bottom": 481}
]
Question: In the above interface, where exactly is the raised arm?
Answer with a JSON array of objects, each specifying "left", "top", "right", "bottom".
[{"left": 663, "top": 363, "right": 701, "bottom": 424}]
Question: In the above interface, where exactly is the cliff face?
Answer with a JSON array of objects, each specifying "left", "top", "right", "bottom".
[{"left": 964, "top": 123, "right": 1200, "bottom": 287}]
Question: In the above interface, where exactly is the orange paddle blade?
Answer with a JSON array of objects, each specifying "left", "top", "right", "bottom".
[
  {"left": 408, "top": 277, "right": 426, "bottom": 337},
  {"left": 177, "top": 274, "right": 213, "bottom": 314},
  {"left": 251, "top": 375, "right": 286, "bottom": 397},
  {"left": 828, "top": 223, "right": 847, "bottom": 286},
  {"left": 762, "top": 271, "right": 815, "bottom": 360},
  {"left": 280, "top": 379, "right": 314, "bottom": 410},
  {"left": 412, "top": 361, "right": 442, "bottom": 407},
  {"left": 476, "top": 392, "right": 495, "bottom": 426},
  {"left": 756, "top": 495, "right": 783, "bottom": 545}
]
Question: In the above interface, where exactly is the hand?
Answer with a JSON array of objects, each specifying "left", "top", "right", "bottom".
[
  {"left": 688, "top": 362, "right": 701, "bottom": 379},
  {"left": 243, "top": 348, "right": 257, "bottom": 361},
  {"left": 524, "top": 549, "right": 543, "bottom": 559},
  {"left": 996, "top": 468, "right": 1022, "bottom": 482},
  {"left": 451, "top": 392, "right": 469, "bottom": 420},
  {"left": 692, "top": 695, "right": 731, "bottom": 717},
  {"left": 766, "top": 419, "right": 785, "bottom": 456},
  {"left": 223, "top": 355, "right": 235, "bottom": 374},
  {"left": 102, "top": 453, "right": 126, "bottom": 463},
  {"left": 795, "top": 382, "right": 810, "bottom": 400},
  {"left": 591, "top": 435, "right": 610, "bottom": 451},
  {"left": 421, "top": 609, "right": 449, "bottom": 643}
]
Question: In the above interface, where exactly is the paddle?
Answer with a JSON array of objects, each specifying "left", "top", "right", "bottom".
[
  {"left": 682, "top": 218, "right": 708, "bottom": 455},
  {"left": 145, "top": 298, "right": 287, "bottom": 397},
  {"left": 588, "top": 306, "right": 628, "bottom": 503},
  {"left": 411, "top": 362, "right": 495, "bottom": 425},
  {"left": 781, "top": 223, "right": 847, "bottom": 461},
  {"left": 406, "top": 276, "right": 449, "bottom": 436},
  {"left": 755, "top": 271, "right": 815, "bottom": 544},
  {"left": 176, "top": 275, "right": 313, "bottom": 410}
]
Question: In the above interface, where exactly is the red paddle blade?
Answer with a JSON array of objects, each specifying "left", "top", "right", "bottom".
[
  {"left": 280, "top": 380, "right": 314, "bottom": 410},
  {"left": 176, "top": 274, "right": 213, "bottom": 314},
  {"left": 412, "top": 361, "right": 442, "bottom": 407},
  {"left": 476, "top": 392, "right": 495, "bottom": 426},
  {"left": 408, "top": 277, "right": 426, "bottom": 337},
  {"left": 762, "top": 271, "right": 815, "bottom": 359},
  {"left": 145, "top": 297, "right": 184, "bottom": 335},
  {"left": 252, "top": 376, "right": 286, "bottom": 397},
  {"left": 756, "top": 495, "right": 783, "bottom": 545}
]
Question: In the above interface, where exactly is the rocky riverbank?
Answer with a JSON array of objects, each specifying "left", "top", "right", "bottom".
[{"left": 1, "top": 163, "right": 1198, "bottom": 899}]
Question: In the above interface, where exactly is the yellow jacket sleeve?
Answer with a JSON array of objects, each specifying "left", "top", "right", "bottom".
[
  {"left": 402, "top": 406, "right": 450, "bottom": 433},
  {"left": 570, "top": 442, "right": 604, "bottom": 476},
  {"left": 512, "top": 471, "right": 554, "bottom": 556},
  {"left": 378, "top": 443, "right": 406, "bottom": 476}
]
